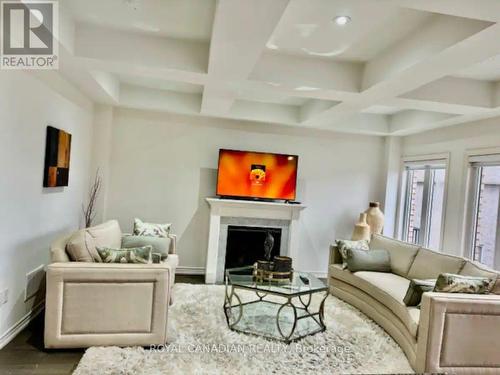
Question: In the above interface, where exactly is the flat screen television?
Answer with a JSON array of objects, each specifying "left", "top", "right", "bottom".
[{"left": 216, "top": 149, "right": 298, "bottom": 201}]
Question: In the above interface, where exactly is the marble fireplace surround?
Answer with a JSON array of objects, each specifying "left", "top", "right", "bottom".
[{"left": 205, "top": 198, "right": 306, "bottom": 284}]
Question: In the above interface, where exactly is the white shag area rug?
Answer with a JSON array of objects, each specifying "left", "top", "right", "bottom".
[{"left": 74, "top": 283, "right": 413, "bottom": 375}]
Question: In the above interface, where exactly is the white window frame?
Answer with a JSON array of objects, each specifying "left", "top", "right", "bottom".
[
  {"left": 463, "top": 148, "right": 500, "bottom": 265},
  {"left": 396, "top": 153, "right": 449, "bottom": 250}
]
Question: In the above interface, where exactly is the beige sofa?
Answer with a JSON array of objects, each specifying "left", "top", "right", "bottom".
[
  {"left": 44, "top": 220, "right": 179, "bottom": 349},
  {"left": 328, "top": 234, "right": 500, "bottom": 375}
]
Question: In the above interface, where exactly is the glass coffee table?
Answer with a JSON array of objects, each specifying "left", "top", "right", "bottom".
[{"left": 224, "top": 266, "right": 328, "bottom": 343}]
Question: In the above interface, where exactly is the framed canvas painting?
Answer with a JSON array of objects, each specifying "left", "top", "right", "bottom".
[{"left": 43, "top": 126, "right": 72, "bottom": 187}]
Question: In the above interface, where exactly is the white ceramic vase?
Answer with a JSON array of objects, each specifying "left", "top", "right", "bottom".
[
  {"left": 365, "top": 201, "right": 384, "bottom": 235},
  {"left": 352, "top": 213, "right": 371, "bottom": 241}
]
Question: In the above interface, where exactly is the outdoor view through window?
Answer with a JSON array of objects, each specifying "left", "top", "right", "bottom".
[{"left": 471, "top": 165, "right": 500, "bottom": 269}]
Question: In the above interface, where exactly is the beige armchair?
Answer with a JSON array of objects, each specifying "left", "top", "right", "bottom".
[{"left": 44, "top": 220, "right": 178, "bottom": 349}]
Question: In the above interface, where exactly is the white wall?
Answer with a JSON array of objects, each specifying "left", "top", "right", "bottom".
[
  {"left": 0, "top": 71, "right": 94, "bottom": 346},
  {"left": 104, "top": 108, "right": 387, "bottom": 275},
  {"left": 401, "top": 117, "right": 500, "bottom": 257}
]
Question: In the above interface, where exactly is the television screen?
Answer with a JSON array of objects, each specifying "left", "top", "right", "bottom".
[{"left": 216, "top": 149, "right": 298, "bottom": 200}]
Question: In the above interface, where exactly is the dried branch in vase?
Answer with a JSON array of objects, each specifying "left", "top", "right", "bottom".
[{"left": 82, "top": 169, "right": 102, "bottom": 228}]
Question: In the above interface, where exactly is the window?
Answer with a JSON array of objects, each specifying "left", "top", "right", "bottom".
[
  {"left": 400, "top": 158, "right": 447, "bottom": 249},
  {"left": 466, "top": 154, "right": 500, "bottom": 269}
]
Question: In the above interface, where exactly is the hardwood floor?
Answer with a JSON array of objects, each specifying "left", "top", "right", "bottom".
[{"left": 0, "top": 275, "right": 204, "bottom": 375}]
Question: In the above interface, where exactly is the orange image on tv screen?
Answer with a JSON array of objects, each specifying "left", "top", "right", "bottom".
[{"left": 216, "top": 149, "right": 298, "bottom": 200}]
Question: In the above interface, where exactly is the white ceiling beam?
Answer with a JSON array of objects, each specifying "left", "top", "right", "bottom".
[
  {"left": 389, "top": 110, "right": 457, "bottom": 134},
  {"left": 201, "top": 0, "right": 289, "bottom": 116},
  {"left": 386, "top": 98, "right": 492, "bottom": 116},
  {"left": 362, "top": 15, "right": 492, "bottom": 90},
  {"left": 401, "top": 77, "right": 494, "bottom": 108},
  {"left": 119, "top": 84, "right": 201, "bottom": 115},
  {"left": 75, "top": 58, "right": 208, "bottom": 87},
  {"left": 250, "top": 52, "right": 363, "bottom": 94},
  {"left": 118, "top": 84, "right": 387, "bottom": 135},
  {"left": 229, "top": 100, "right": 299, "bottom": 125},
  {"left": 389, "top": 108, "right": 500, "bottom": 136},
  {"left": 29, "top": 1, "right": 118, "bottom": 107},
  {"left": 74, "top": 23, "right": 209, "bottom": 74},
  {"left": 299, "top": 99, "right": 338, "bottom": 123},
  {"left": 302, "top": 20, "right": 500, "bottom": 128},
  {"left": 89, "top": 71, "right": 120, "bottom": 103},
  {"left": 324, "top": 114, "right": 390, "bottom": 135},
  {"left": 395, "top": 0, "right": 500, "bottom": 22}
]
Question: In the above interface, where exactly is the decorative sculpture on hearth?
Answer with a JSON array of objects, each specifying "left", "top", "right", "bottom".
[{"left": 263, "top": 231, "right": 275, "bottom": 261}]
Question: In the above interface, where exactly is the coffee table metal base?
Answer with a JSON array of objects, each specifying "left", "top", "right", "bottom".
[{"left": 223, "top": 283, "right": 328, "bottom": 344}]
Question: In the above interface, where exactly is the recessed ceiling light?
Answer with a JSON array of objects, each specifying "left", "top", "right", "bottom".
[{"left": 333, "top": 15, "right": 351, "bottom": 26}]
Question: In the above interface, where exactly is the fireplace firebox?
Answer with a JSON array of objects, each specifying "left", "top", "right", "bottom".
[{"left": 225, "top": 226, "right": 282, "bottom": 270}]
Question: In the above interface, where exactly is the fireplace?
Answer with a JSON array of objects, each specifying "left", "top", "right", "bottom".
[
  {"left": 206, "top": 198, "right": 306, "bottom": 284},
  {"left": 225, "top": 226, "right": 282, "bottom": 270}
]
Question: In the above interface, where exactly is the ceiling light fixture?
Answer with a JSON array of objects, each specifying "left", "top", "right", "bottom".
[{"left": 333, "top": 15, "right": 351, "bottom": 26}]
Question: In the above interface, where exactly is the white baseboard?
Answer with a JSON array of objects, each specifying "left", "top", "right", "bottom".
[
  {"left": 176, "top": 266, "right": 205, "bottom": 275},
  {"left": 0, "top": 301, "right": 44, "bottom": 350}
]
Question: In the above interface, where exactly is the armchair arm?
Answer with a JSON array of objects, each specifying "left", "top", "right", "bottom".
[
  {"left": 44, "top": 262, "right": 171, "bottom": 348},
  {"left": 416, "top": 292, "right": 500, "bottom": 374}
]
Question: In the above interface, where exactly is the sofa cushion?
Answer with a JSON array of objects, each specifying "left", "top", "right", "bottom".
[
  {"left": 329, "top": 264, "right": 419, "bottom": 337},
  {"left": 66, "top": 230, "right": 101, "bottom": 262},
  {"left": 369, "top": 235, "right": 419, "bottom": 277},
  {"left": 346, "top": 248, "right": 391, "bottom": 273},
  {"left": 407, "top": 248, "right": 465, "bottom": 280},
  {"left": 86, "top": 220, "right": 122, "bottom": 249},
  {"left": 460, "top": 261, "right": 498, "bottom": 278}
]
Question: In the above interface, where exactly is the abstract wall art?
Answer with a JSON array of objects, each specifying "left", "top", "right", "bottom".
[{"left": 43, "top": 126, "right": 71, "bottom": 187}]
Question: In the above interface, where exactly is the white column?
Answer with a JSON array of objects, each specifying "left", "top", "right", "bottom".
[
  {"left": 287, "top": 209, "right": 300, "bottom": 262},
  {"left": 205, "top": 208, "right": 221, "bottom": 284},
  {"left": 90, "top": 105, "right": 114, "bottom": 224},
  {"left": 382, "top": 136, "right": 402, "bottom": 237}
]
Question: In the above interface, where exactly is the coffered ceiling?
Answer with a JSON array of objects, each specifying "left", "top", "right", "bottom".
[{"left": 57, "top": 0, "right": 500, "bottom": 135}]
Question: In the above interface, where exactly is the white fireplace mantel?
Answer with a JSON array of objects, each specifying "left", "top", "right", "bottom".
[{"left": 205, "top": 197, "right": 306, "bottom": 283}]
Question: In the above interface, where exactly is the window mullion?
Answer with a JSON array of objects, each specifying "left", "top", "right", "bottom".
[
  {"left": 470, "top": 167, "right": 483, "bottom": 261},
  {"left": 419, "top": 167, "right": 431, "bottom": 246},
  {"left": 402, "top": 169, "right": 413, "bottom": 243},
  {"left": 495, "top": 189, "right": 500, "bottom": 269}
]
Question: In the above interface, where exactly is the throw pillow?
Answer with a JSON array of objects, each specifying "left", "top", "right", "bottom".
[
  {"left": 434, "top": 273, "right": 496, "bottom": 294},
  {"left": 66, "top": 230, "right": 101, "bottom": 262},
  {"left": 122, "top": 235, "right": 170, "bottom": 260},
  {"left": 403, "top": 279, "right": 436, "bottom": 306},
  {"left": 345, "top": 248, "right": 391, "bottom": 273},
  {"left": 152, "top": 253, "right": 162, "bottom": 264},
  {"left": 97, "top": 245, "right": 153, "bottom": 264},
  {"left": 336, "top": 239, "right": 370, "bottom": 269},
  {"left": 133, "top": 218, "right": 171, "bottom": 238}
]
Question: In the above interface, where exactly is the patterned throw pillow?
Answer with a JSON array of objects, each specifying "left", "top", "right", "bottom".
[
  {"left": 336, "top": 239, "right": 370, "bottom": 269},
  {"left": 133, "top": 218, "right": 171, "bottom": 238},
  {"left": 151, "top": 253, "right": 162, "bottom": 264},
  {"left": 434, "top": 273, "right": 496, "bottom": 294},
  {"left": 96, "top": 245, "right": 153, "bottom": 264},
  {"left": 403, "top": 279, "right": 436, "bottom": 306},
  {"left": 122, "top": 235, "right": 170, "bottom": 260}
]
